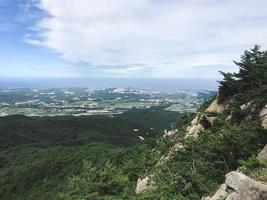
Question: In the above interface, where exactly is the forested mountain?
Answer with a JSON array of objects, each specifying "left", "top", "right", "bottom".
[{"left": 0, "top": 46, "right": 267, "bottom": 200}]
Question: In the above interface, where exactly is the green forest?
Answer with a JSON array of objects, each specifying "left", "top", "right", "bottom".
[{"left": 0, "top": 46, "right": 267, "bottom": 200}]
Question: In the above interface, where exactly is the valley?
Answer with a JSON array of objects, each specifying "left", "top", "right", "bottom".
[{"left": 0, "top": 87, "right": 214, "bottom": 117}]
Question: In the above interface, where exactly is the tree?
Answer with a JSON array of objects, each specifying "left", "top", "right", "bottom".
[
  {"left": 218, "top": 45, "right": 267, "bottom": 101},
  {"left": 59, "top": 161, "right": 129, "bottom": 200},
  {"left": 234, "top": 45, "right": 267, "bottom": 89},
  {"left": 218, "top": 71, "right": 238, "bottom": 102}
]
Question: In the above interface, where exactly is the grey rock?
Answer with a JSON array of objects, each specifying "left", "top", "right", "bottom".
[
  {"left": 259, "top": 104, "right": 267, "bottom": 129},
  {"left": 203, "top": 184, "right": 228, "bottom": 200},
  {"left": 205, "top": 171, "right": 267, "bottom": 200},
  {"left": 135, "top": 176, "right": 155, "bottom": 194},
  {"left": 258, "top": 145, "right": 267, "bottom": 162},
  {"left": 206, "top": 97, "right": 226, "bottom": 113}
]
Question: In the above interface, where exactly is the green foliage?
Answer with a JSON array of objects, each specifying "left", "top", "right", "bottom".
[
  {"left": 218, "top": 71, "right": 239, "bottom": 102},
  {"left": 136, "top": 115, "right": 267, "bottom": 200},
  {"left": 59, "top": 161, "right": 129, "bottom": 200},
  {"left": 239, "top": 155, "right": 261, "bottom": 174},
  {"left": 0, "top": 109, "right": 179, "bottom": 200},
  {"left": 0, "top": 109, "right": 180, "bottom": 150},
  {"left": 1, "top": 46, "right": 267, "bottom": 200},
  {"left": 218, "top": 45, "right": 267, "bottom": 102}
]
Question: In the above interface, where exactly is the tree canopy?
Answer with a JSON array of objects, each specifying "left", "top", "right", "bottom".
[{"left": 218, "top": 45, "right": 267, "bottom": 101}]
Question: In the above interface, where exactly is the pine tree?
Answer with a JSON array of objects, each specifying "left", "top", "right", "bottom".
[
  {"left": 234, "top": 45, "right": 267, "bottom": 89},
  {"left": 218, "top": 45, "right": 267, "bottom": 101},
  {"left": 218, "top": 71, "right": 238, "bottom": 101}
]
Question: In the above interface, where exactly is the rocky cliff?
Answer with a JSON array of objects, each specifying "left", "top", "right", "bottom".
[
  {"left": 203, "top": 145, "right": 267, "bottom": 200},
  {"left": 135, "top": 95, "right": 267, "bottom": 198}
]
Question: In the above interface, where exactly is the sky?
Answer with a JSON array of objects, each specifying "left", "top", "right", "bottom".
[{"left": 0, "top": 0, "right": 267, "bottom": 79}]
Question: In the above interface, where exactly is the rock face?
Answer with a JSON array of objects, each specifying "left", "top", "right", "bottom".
[
  {"left": 135, "top": 176, "right": 155, "bottom": 194},
  {"left": 204, "top": 145, "right": 267, "bottom": 200},
  {"left": 185, "top": 114, "right": 216, "bottom": 138},
  {"left": 186, "top": 123, "right": 204, "bottom": 138},
  {"left": 206, "top": 97, "right": 226, "bottom": 113},
  {"left": 204, "top": 171, "right": 267, "bottom": 200},
  {"left": 259, "top": 104, "right": 267, "bottom": 129},
  {"left": 185, "top": 97, "right": 224, "bottom": 138}
]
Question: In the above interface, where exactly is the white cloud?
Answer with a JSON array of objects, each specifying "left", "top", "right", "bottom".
[{"left": 28, "top": 0, "right": 267, "bottom": 78}]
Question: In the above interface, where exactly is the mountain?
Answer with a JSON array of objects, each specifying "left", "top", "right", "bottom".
[
  {"left": 0, "top": 45, "right": 267, "bottom": 200},
  {"left": 133, "top": 45, "right": 267, "bottom": 199}
]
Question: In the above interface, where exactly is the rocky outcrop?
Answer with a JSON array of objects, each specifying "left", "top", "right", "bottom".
[
  {"left": 186, "top": 123, "right": 204, "bottom": 138},
  {"left": 203, "top": 145, "right": 267, "bottom": 200},
  {"left": 206, "top": 97, "right": 226, "bottom": 113},
  {"left": 240, "top": 101, "right": 253, "bottom": 111},
  {"left": 135, "top": 176, "right": 155, "bottom": 194},
  {"left": 203, "top": 171, "right": 267, "bottom": 200},
  {"left": 259, "top": 104, "right": 267, "bottom": 129},
  {"left": 185, "top": 96, "right": 225, "bottom": 138},
  {"left": 185, "top": 114, "right": 216, "bottom": 138},
  {"left": 185, "top": 114, "right": 203, "bottom": 138},
  {"left": 163, "top": 129, "right": 177, "bottom": 137}
]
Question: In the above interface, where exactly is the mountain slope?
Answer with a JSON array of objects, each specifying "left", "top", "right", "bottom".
[{"left": 132, "top": 45, "right": 267, "bottom": 199}]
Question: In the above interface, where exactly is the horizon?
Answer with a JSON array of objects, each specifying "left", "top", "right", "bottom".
[{"left": 0, "top": 77, "right": 218, "bottom": 91}]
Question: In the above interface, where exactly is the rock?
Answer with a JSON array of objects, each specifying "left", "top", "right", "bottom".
[
  {"left": 240, "top": 101, "right": 253, "bottom": 110},
  {"left": 225, "top": 171, "right": 267, "bottom": 200},
  {"left": 207, "top": 116, "right": 217, "bottom": 125},
  {"left": 226, "top": 114, "right": 232, "bottom": 121},
  {"left": 185, "top": 114, "right": 215, "bottom": 138},
  {"left": 163, "top": 129, "right": 177, "bottom": 137},
  {"left": 258, "top": 145, "right": 267, "bottom": 162},
  {"left": 205, "top": 171, "right": 267, "bottom": 200},
  {"left": 138, "top": 136, "right": 145, "bottom": 141},
  {"left": 202, "top": 184, "right": 227, "bottom": 200},
  {"left": 191, "top": 115, "right": 199, "bottom": 125},
  {"left": 135, "top": 176, "right": 155, "bottom": 194},
  {"left": 259, "top": 104, "right": 267, "bottom": 118},
  {"left": 206, "top": 97, "right": 226, "bottom": 113},
  {"left": 259, "top": 104, "right": 267, "bottom": 129},
  {"left": 186, "top": 124, "right": 204, "bottom": 138},
  {"left": 173, "top": 143, "right": 184, "bottom": 150}
]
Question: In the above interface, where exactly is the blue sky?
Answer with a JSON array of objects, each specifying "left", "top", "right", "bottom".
[{"left": 1, "top": 0, "right": 267, "bottom": 79}]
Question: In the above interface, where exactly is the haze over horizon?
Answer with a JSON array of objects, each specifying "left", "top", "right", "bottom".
[{"left": 1, "top": 0, "right": 267, "bottom": 80}]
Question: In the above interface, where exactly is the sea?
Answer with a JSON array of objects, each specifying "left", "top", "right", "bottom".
[{"left": 0, "top": 77, "right": 219, "bottom": 91}]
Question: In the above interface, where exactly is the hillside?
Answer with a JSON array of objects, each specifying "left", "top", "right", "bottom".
[
  {"left": 0, "top": 45, "right": 267, "bottom": 200},
  {"left": 132, "top": 45, "right": 267, "bottom": 199},
  {"left": 0, "top": 109, "right": 180, "bottom": 200}
]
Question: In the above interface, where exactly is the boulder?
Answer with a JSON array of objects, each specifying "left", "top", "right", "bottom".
[
  {"left": 202, "top": 184, "right": 227, "bottom": 200},
  {"left": 135, "top": 176, "right": 155, "bottom": 194},
  {"left": 185, "top": 124, "right": 204, "bottom": 138},
  {"left": 258, "top": 145, "right": 267, "bottom": 162},
  {"left": 207, "top": 116, "right": 217, "bottom": 125},
  {"left": 163, "top": 129, "right": 177, "bottom": 137},
  {"left": 225, "top": 171, "right": 267, "bottom": 200},
  {"left": 204, "top": 171, "right": 267, "bottom": 200}
]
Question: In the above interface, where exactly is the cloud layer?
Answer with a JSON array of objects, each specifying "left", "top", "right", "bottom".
[{"left": 28, "top": 0, "right": 267, "bottom": 78}]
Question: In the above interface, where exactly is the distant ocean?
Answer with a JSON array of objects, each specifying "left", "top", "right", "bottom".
[{"left": 0, "top": 77, "right": 219, "bottom": 91}]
